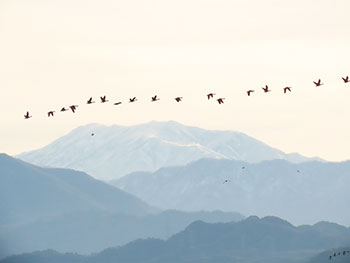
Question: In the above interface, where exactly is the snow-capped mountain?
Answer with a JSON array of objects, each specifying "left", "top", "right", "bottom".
[
  {"left": 112, "top": 158, "right": 350, "bottom": 226},
  {"left": 17, "top": 121, "right": 320, "bottom": 180}
]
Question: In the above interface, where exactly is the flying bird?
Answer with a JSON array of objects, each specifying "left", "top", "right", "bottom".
[
  {"left": 342, "top": 76, "right": 349, "bottom": 83},
  {"left": 69, "top": 105, "right": 78, "bottom": 113},
  {"left": 175, "top": 97, "right": 183, "bottom": 102},
  {"left": 47, "top": 111, "right": 55, "bottom": 117},
  {"left": 262, "top": 85, "right": 271, "bottom": 93},
  {"left": 114, "top": 102, "right": 122, "bottom": 106},
  {"left": 24, "top": 111, "right": 32, "bottom": 119},
  {"left": 247, "top": 90, "right": 254, "bottom": 96},
  {"left": 217, "top": 98, "right": 225, "bottom": 104},
  {"left": 87, "top": 97, "right": 95, "bottom": 104},
  {"left": 100, "top": 96, "right": 108, "bottom": 103},
  {"left": 151, "top": 95, "right": 159, "bottom": 102},
  {"left": 223, "top": 179, "right": 230, "bottom": 184},
  {"left": 313, "top": 79, "right": 323, "bottom": 87},
  {"left": 207, "top": 93, "right": 215, "bottom": 99},
  {"left": 129, "top": 97, "right": 137, "bottom": 103},
  {"left": 91, "top": 133, "right": 95, "bottom": 136},
  {"left": 60, "top": 107, "right": 68, "bottom": 112},
  {"left": 284, "top": 87, "right": 292, "bottom": 93}
]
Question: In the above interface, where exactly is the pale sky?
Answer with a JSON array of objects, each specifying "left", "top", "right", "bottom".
[{"left": 1, "top": 0, "right": 350, "bottom": 161}]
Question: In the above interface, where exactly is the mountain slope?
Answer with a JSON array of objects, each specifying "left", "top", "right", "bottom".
[
  {"left": 0, "top": 153, "right": 154, "bottom": 226},
  {"left": 3, "top": 216, "right": 350, "bottom": 263},
  {"left": 0, "top": 153, "right": 243, "bottom": 258},
  {"left": 0, "top": 210, "right": 243, "bottom": 258},
  {"left": 17, "top": 121, "right": 319, "bottom": 180},
  {"left": 112, "top": 158, "right": 350, "bottom": 225}
]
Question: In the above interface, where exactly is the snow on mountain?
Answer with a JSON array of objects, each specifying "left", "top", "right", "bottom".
[
  {"left": 112, "top": 158, "right": 350, "bottom": 226},
  {"left": 17, "top": 121, "right": 320, "bottom": 180}
]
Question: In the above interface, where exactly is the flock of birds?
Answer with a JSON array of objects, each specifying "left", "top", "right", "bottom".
[
  {"left": 23, "top": 77, "right": 350, "bottom": 119},
  {"left": 329, "top": 250, "right": 350, "bottom": 260}
]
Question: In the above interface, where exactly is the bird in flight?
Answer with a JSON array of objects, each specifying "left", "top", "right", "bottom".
[
  {"left": 247, "top": 90, "right": 254, "bottom": 96},
  {"left": 91, "top": 133, "right": 95, "bottom": 136},
  {"left": 223, "top": 179, "right": 230, "bottom": 184},
  {"left": 47, "top": 111, "right": 55, "bottom": 117},
  {"left": 342, "top": 76, "right": 349, "bottom": 83},
  {"left": 284, "top": 87, "right": 292, "bottom": 93},
  {"left": 313, "top": 79, "right": 323, "bottom": 87},
  {"left": 69, "top": 105, "right": 78, "bottom": 113},
  {"left": 175, "top": 97, "right": 183, "bottom": 102},
  {"left": 87, "top": 97, "right": 95, "bottom": 104},
  {"left": 217, "top": 98, "right": 225, "bottom": 104},
  {"left": 207, "top": 93, "right": 215, "bottom": 99},
  {"left": 262, "top": 85, "right": 271, "bottom": 93},
  {"left": 100, "top": 96, "right": 108, "bottom": 103},
  {"left": 60, "top": 107, "right": 68, "bottom": 112},
  {"left": 151, "top": 95, "right": 159, "bottom": 102},
  {"left": 24, "top": 111, "right": 32, "bottom": 119},
  {"left": 129, "top": 97, "right": 137, "bottom": 103},
  {"left": 114, "top": 102, "right": 122, "bottom": 106}
]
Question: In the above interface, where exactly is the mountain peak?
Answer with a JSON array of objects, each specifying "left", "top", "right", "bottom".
[{"left": 17, "top": 121, "right": 318, "bottom": 180}]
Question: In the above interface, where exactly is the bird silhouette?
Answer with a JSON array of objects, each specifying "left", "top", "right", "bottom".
[
  {"left": 114, "top": 102, "right": 122, "bottom": 106},
  {"left": 217, "top": 98, "right": 225, "bottom": 104},
  {"left": 247, "top": 90, "right": 254, "bottom": 96},
  {"left": 175, "top": 97, "right": 183, "bottom": 102},
  {"left": 91, "top": 133, "right": 95, "bottom": 136},
  {"left": 223, "top": 179, "right": 230, "bottom": 184},
  {"left": 329, "top": 255, "right": 332, "bottom": 260},
  {"left": 342, "top": 76, "right": 349, "bottom": 83},
  {"left": 207, "top": 93, "right": 215, "bottom": 99},
  {"left": 151, "top": 95, "right": 159, "bottom": 102},
  {"left": 24, "top": 111, "right": 32, "bottom": 119},
  {"left": 69, "top": 105, "right": 78, "bottom": 113},
  {"left": 343, "top": 251, "right": 346, "bottom": 255},
  {"left": 313, "top": 79, "right": 323, "bottom": 86},
  {"left": 47, "top": 111, "right": 55, "bottom": 117},
  {"left": 284, "top": 87, "right": 292, "bottom": 93},
  {"left": 87, "top": 97, "right": 95, "bottom": 104},
  {"left": 100, "top": 96, "right": 108, "bottom": 103},
  {"left": 262, "top": 85, "right": 271, "bottom": 92},
  {"left": 129, "top": 97, "right": 137, "bottom": 103},
  {"left": 60, "top": 107, "right": 68, "bottom": 112}
]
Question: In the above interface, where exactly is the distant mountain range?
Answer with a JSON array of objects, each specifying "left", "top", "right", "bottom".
[
  {"left": 112, "top": 158, "right": 350, "bottom": 226},
  {"left": 0, "top": 153, "right": 154, "bottom": 226},
  {"left": 0, "top": 154, "right": 243, "bottom": 259},
  {"left": 2, "top": 216, "right": 350, "bottom": 263},
  {"left": 17, "top": 121, "right": 321, "bottom": 180}
]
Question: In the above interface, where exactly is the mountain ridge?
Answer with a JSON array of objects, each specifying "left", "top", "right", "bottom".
[
  {"left": 112, "top": 157, "right": 350, "bottom": 225},
  {"left": 17, "top": 121, "right": 322, "bottom": 180},
  {"left": 2, "top": 215, "right": 349, "bottom": 263}
]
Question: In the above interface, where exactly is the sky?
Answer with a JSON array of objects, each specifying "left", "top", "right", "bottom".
[{"left": 0, "top": 0, "right": 350, "bottom": 161}]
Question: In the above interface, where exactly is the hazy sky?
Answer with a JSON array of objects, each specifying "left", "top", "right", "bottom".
[{"left": 1, "top": 0, "right": 350, "bottom": 161}]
